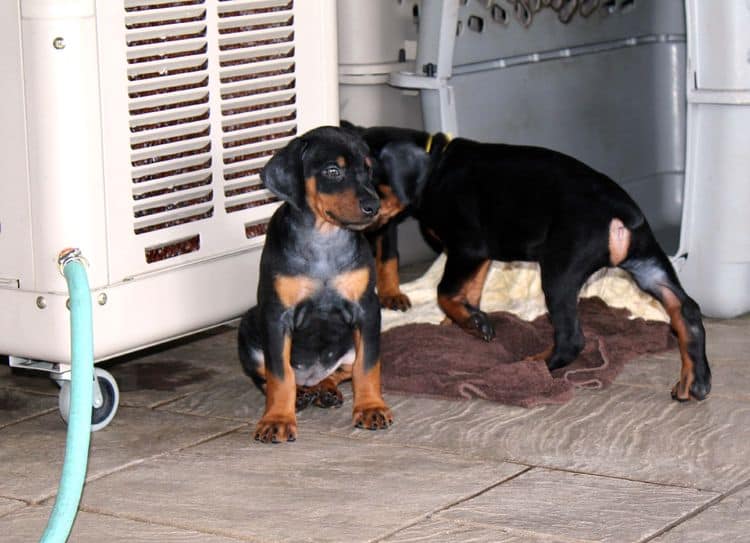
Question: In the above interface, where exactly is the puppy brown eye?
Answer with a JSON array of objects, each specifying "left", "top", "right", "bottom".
[{"left": 322, "top": 166, "right": 343, "bottom": 179}]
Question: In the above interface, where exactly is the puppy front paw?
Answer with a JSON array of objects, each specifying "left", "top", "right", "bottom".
[
  {"left": 254, "top": 415, "right": 297, "bottom": 444},
  {"left": 379, "top": 292, "right": 412, "bottom": 312},
  {"left": 353, "top": 403, "right": 393, "bottom": 430}
]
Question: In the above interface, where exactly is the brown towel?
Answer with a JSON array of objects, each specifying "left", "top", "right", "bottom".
[{"left": 381, "top": 297, "right": 676, "bottom": 408}]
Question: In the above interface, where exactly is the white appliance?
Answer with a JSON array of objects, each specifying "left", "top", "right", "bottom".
[{"left": 0, "top": 0, "right": 339, "bottom": 367}]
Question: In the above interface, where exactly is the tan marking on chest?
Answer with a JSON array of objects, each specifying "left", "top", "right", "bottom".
[
  {"left": 332, "top": 267, "right": 370, "bottom": 302},
  {"left": 274, "top": 275, "right": 321, "bottom": 308}
]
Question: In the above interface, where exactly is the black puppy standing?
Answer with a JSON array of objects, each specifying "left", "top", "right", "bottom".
[
  {"left": 238, "top": 126, "right": 393, "bottom": 444},
  {"left": 359, "top": 126, "right": 711, "bottom": 402}
]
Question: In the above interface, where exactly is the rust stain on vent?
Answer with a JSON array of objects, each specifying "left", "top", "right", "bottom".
[
  {"left": 132, "top": 157, "right": 212, "bottom": 183},
  {"left": 222, "top": 95, "right": 295, "bottom": 117},
  {"left": 223, "top": 112, "right": 296, "bottom": 133},
  {"left": 220, "top": 64, "right": 295, "bottom": 84},
  {"left": 220, "top": 47, "right": 294, "bottom": 68},
  {"left": 129, "top": 76, "right": 208, "bottom": 99},
  {"left": 130, "top": 109, "right": 210, "bottom": 132},
  {"left": 128, "top": 59, "right": 209, "bottom": 81},
  {"left": 219, "top": 15, "right": 293, "bottom": 35},
  {"left": 126, "top": 11, "right": 207, "bottom": 30},
  {"left": 134, "top": 191, "right": 213, "bottom": 218},
  {"left": 131, "top": 126, "right": 211, "bottom": 149},
  {"left": 135, "top": 207, "right": 213, "bottom": 235},
  {"left": 221, "top": 79, "right": 294, "bottom": 101},
  {"left": 223, "top": 166, "right": 262, "bottom": 181},
  {"left": 145, "top": 234, "right": 200, "bottom": 263},
  {"left": 226, "top": 197, "right": 276, "bottom": 214},
  {"left": 220, "top": 2, "right": 293, "bottom": 18},
  {"left": 125, "top": 1, "right": 205, "bottom": 13},
  {"left": 225, "top": 182, "right": 262, "bottom": 198},
  {"left": 223, "top": 126, "right": 296, "bottom": 149},
  {"left": 131, "top": 142, "right": 211, "bottom": 167},
  {"left": 133, "top": 175, "right": 212, "bottom": 201},
  {"left": 127, "top": 27, "right": 207, "bottom": 47},
  {"left": 129, "top": 94, "right": 209, "bottom": 116},
  {"left": 128, "top": 44, "right": 208, "bottom": 65},
  {"left": 220, "top": 34, "right": 294, "bottom": 52},
  {"left": 245, "top": 222, "right": 269, "bottom": 239}
]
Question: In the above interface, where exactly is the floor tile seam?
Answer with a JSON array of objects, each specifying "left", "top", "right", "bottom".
[
  {"left": 312, "top": 428, "right": 535, "bottom": 467},
  {"left": 75, "top": 505, "right": 266, "bottom": 543},
  {"left": 436, "top": 517, "right": 596, "bottom": 543},
  {"left": 638, "top": 477, "right": 750, "bottom": 542},
  {"left": 614, "top": 381, "right": 750, "bottom": 403},
  {"left": 0, "top": 383, "right": 57, "bottom": 398},
  {"left": 0, "top": 407, "right": 58, "bottom": 430},
  {"left": 31, "top": 423, "right": 248, "bottom": 505},
  {"left": 316, "top": 428, "right": 731, "bottom": 493},
  {"left": 0, "top": 500, "right": 29, "bottom": 520},
  {"left": 516, "top": 464, "right": 726, "bottom": 494},
  {"left": 368, "top": 466, "right": 535, "bottom": 543}
]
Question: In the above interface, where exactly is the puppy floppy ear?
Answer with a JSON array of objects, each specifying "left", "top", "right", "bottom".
[
  {"left": 377, "top": 141, "right": 431, "bottom": 206},
  {"left": 260, "top": 137, "right": 307, "bottom": 210}
]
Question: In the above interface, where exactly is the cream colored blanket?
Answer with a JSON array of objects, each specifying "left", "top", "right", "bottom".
[{"left": 381, "top": 254, "right": 669, "bottom": 331}]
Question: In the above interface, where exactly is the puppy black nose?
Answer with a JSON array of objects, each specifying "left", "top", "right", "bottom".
[{"left": 360, "top": 198, "right": 380, "bottom": 217}]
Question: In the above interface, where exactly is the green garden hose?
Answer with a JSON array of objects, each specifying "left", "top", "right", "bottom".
[{"left": 40, "top": 249, "right": 94, "bottom": 543}]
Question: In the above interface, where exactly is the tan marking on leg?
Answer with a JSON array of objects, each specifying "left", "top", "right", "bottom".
[
  {"left": 465, "top": 260, "right": 491, "bottom": 308},
  {"left": 523, "top": 344, "right": 555, "bottom": 363},
  {"left": 437, "top": 260, "right": 491, "bottom": 327},
  {"left": 255, "top": 335, "right": 297, "bottom": 442},
  {"left": 332, "top": 267, "right": 370, "bottom": 302},
  {"left": 375, "top": 237, "right": 410, "bottom": 310},
  {"left": 660, "top": 287, "right": 695, "bottom": 400},
  {"left": 609, "top": 218, "right": 631, "bottom": 266},
  {"left": 351, "top": 330, "right": 392, "bottom": 429},
  {"left": 274, "top": 275, "right": 320, "bottom": 308}
]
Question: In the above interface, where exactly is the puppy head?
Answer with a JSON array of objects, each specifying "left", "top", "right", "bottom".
[
  {"left": 261, "top": 126, "right": 380, "bottom": 231},
  {"left": 369, "top": 140, "right": 432, "bottom": 227}
]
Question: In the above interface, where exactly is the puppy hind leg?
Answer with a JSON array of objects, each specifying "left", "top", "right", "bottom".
[
  {"left": 541, "top": 272, "right": 586, "bottom": 371},
  {"left": 621, "top": 255, "right": 711, "bottom": 401}
]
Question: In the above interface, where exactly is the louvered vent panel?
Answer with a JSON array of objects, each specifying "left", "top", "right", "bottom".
[
  {"left": 218, "top": 0, "right": 296, "bottom": 231},
  {"left": 125, "top": 0, "right": 212, "bottom": 261}
]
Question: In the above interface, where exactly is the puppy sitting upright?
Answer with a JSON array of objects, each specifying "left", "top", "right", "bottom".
[
  {"left": 238, "top": 126, "right": 393, "bottom": 444},
  {"left": 360, "top": 127, "right": 711, "bottom": 402}
]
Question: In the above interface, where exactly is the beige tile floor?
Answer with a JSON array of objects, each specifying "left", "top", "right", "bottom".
[{"left": 1, "top": 301, "right": 749, "bottom": 542}]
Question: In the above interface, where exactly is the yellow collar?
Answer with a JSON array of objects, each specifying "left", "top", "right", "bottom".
[{"left": 425, "top": 132, "right": 453, "bottom": 153}]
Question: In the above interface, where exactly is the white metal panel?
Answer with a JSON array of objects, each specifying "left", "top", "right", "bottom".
[
  {"left": 21, "top": 7, "right": 109, "bottom": 293},
  {"left": 0, "top": 1, "right": 33, "bottom": 288}
]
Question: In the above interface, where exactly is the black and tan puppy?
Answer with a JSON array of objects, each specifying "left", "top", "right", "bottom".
[
  {"left": 341, "top": 122, "right": 434, "bottom": 311},
  {"left": 238, "top": 126, "right": 393, "bottom": 443},
  {"left": 359, "top": 126, "right": 711, "bottom": 402}
]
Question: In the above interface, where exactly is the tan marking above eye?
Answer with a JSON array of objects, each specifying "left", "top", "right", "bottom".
[
  {"left": 332, "top": 267, "right": 370, "bottom": 302},
  {"left": 336, "top": 156, "right": 347, "bottom": 168},
  {"left": 274, "top": 274, "right": 321, "bottom": 308}
]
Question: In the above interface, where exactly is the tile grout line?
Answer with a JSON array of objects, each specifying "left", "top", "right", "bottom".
[
  {"left": 368, "top": 466, "right": 534, "bottom": 543},
  {"left": 615, "top": 381, "right": 750, "bottom": 403},
  {"left": 638, "top": 477, "right": 750, "bottom": 543},
  {"left": 0, "top": 407, "right": 58, "bottom": 430},
  {"left": 315, "top": 428, "right": 727, "bottom": 494},
  {"left": 32, "top": 421, "right": 250, "bottom": 506},
  {"left": 75, "top": 506, "right": 267, "bottom": 543}
]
